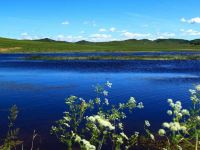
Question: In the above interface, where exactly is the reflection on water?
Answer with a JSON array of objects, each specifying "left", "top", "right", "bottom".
[{"left": 0, "top": 53, "right": 200, "bottom": 149}]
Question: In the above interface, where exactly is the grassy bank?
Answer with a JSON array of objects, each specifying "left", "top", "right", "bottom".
[{"left": 1, "top": 37, "right": 200, "bottom": 53}]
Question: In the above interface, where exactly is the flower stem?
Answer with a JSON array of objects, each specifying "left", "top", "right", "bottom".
[{"left": 98, "top": 135, "right": 105, "bottom": 150}]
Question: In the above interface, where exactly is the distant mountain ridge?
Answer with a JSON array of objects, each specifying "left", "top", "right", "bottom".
[
  {"left": 34, "top": 38, "right": 200, "bottom": 45},
  {"left": 0, "top": 37, "right": 200, "bottom": 53}
]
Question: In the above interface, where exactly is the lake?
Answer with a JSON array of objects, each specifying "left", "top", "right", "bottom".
[{"left": 0, "top": 52, "right": 200, "bottom": 149}]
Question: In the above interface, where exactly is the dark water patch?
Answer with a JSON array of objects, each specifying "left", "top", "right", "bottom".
[{"left": 1, "top": 60, "right": 200, "bottom": 73}]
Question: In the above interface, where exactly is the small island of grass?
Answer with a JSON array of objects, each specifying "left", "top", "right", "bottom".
[{"left": 27, "top": 54, "right": 200, "bottom": 61}]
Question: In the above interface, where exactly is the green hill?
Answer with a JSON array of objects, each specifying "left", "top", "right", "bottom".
[{"left": 0, "top": 37, "right": 200, "bottom": 53}]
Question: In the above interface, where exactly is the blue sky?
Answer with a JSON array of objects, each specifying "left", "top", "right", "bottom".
[{"left": 0, "top": 0, "right": 200, "bottom": 41}]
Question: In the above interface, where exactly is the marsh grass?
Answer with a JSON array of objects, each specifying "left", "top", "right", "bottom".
[{"left": 27, "top": 54, "right": 200, "bottom": 61}]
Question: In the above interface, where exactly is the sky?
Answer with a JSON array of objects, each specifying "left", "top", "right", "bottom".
[{"left": 0, "top": 0, "right": 200, "bottom": 42}]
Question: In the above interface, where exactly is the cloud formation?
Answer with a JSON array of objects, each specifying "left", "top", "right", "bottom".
[
  {"left": 99, "top": 28, "right": 107, "bottom": 32},
  {"left": 155, "top": 32, "right": 176, "bottom": 39},
  {"left": 109, "top": 27, "right": 116, "bottom": 32},
  {"left": 62, "top": 21, "right": 69, "bottom": 25},
  {"left": 57, "top": 35, "right": 84, "bottom": 42},
  {"left": 181, "top": 17, "right": 200, "bottom": 24},
  {"left": 83, "top": 20, "right": 97, "bottom": 27},
  {"left": 89, "top": 33, "right": 112, "bottom": 42},
  {"left": 122, "top": 31, "right": 151, "bottom": 39},
  {"left": 180, "top": 29, "right": 200, "bottom": 36},
  {"left": 21, "top": 32, "right": 39, "bottom": 40}
]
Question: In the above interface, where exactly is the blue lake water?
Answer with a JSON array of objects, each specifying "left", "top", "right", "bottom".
[{"left": 0, "top": 53, "right": 200, "bottom": 149}]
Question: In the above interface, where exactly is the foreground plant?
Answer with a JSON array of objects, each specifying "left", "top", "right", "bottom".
[
  {"left": 156, "top": 85, "right": 200, "bottom": 150},
  {"left": 51, "top": 81, "right": 143, "bottom": 150},
  {"left": 0, "top": 105, "right": 22, "bottom": 150}
]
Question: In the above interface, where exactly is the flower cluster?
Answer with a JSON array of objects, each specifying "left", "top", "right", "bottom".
[
  {"left": 106, "top": 81, "right": 112, "bottom": 88},
  {"left": 167, "top": 99, "right": 190, "bottom": 119},
  {"left": 87, "top": 115, "right": 115, "bottom": 130},
  {"left": 162, "top": 122, "right": 186, "bottom": 132},
  {"left": 81, "top": 139, "right": 96, "bottom": 150},
  {"left": 189, "top": 85, "right": 200, "bottom": 105},
  {"left": 52, "top": 81, "right": 143, "bottom": 150}
]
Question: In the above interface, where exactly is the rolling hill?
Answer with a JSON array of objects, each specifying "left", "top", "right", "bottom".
[{"left": 0, "top": 37, "right": 200, "bottom": 53}]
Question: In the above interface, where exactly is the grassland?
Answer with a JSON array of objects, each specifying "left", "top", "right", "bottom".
[{"left": 1, "top": 37, "right": 200, "bottom": 53}]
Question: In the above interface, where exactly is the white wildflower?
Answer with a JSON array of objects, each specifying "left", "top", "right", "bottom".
[
  {"left": 63, "top": 116, "right": 70, "bottom": 121},
  {"left": 180, "top": 126, "right": 187, "bottom": 132},
  {"left": 119, "top": 103, "right": 124, "bottom": 108},
  {"left": 175, "top": 101, "right": 182, "bottom": 106},
  {"left": 169, "top": 122, "right": 181, "bottom": 131},
  {"left": 88, "top": 115, "right": 115, "bottom": 130},
  {"left": 95, "top": 98, "right": 101, "bottom": 104},
  {"left": 120, "top": 132, "right": 129, "bottom": 140},
  {"left": 177, "top": 113, "right": 183, "bottom": 118},
  {"left": 158, "top": 129, "right": 166, "bottom": 136},
  {"left": 195, "top": 85, "right": 200, "bottom": 91},
  {"left": 189, "top": 89, "right": 196, "bottom": 94},
  {"left": 134, "top": 131, "right": 139, "bottom": 137},
  {"left": 106, "top": 81, "right": 112, "bottom": 88},
  {"left": 137, "top": 102, "right": 144, "bottom": 109},
  {"left": 167, "top": 99, "right": 173, "bottom": 104},
  {"left": 117, "top": 137, "right": 123, "bottom": 144},
  {"left": 191, "top": 95, "right": 199, "bottom": 103},
  {"left": 145, "top": 120, "right": 150, "bottom": 127},
  {"left": 87, "top": 116, "right": 96, "bottom": 122},
  {"left": 51, "top": 126, "right": 57, "bottom": 131},
  {"left": 181, "top": 109, "right": 190, "bottom": 116},
  {"left": 75, "top": 135, "right": 81, "bottom": 143},
  {"left": 177, "top": 145, "right": 182, "bottom": 150},
  {"left": 63, "top": 123, "right": 70, "bottom": 127},
  {"left": 81, "top": 139, "right": 96, "bottom": 150},
  {"left": 163, "top": 122, "right": 170, "bottom": 128},
  {"left": 169, "top": 102, "right": 175, "bottom": 108},
  {"left": 167, "top": 110, "right": 173, "bottom": 115},
  {"left": 150, "top": 134, "right": 155, "bottom": 140},
  {"left": 118, "top": 123, "right": 123, "bottom": 130},
  {"left": 103, "top": 90, "right": 108, "bottom": 96},
  {"left": 104, "top": 98, "right": 109, "bottom": 105},
  {"left": 129, "top": 97, "right": 136, "bottom": 103}
]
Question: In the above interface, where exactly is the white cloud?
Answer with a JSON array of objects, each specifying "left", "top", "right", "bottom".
[
  {"left": 120, "top": 30, "right": 127, "bottom": 33},
  {"left": 181, "top": 17, "right": 200, "bottom": 24},
  {"left": 89, "top": 33, "right": 112, "bottom": 42},
  {"left": 21, "top": 32, "right": 35, "bottom": 40},
  {"left": 21, "top": 32, "right": 28, "bottom": 36},
  {"left": 180, "top": 29, "right": 200, "bottom": 36},
  {"left": 121, "top": 31, "right": 176, "bottom": 40},
  {"left": 80, "top": 30, "right": 85, "bottom": 34},
  {"left": 109, "top": 27, "right": 116, "bottom": 32},
  {"left": 99, "top": 28, "right": 107, "bottom": 32},
  {"left": 150, "top": 32, "right": 176, "bottom": 40},
  {"left": 83, "top": 20, "right": 97, "bottom": 27},
  {"left": 57, "top": 35, "right": 65, "bottom": 41},
  {"left": 62, "top": 21, "right": 69, "bottom": 25},
  {"left": 122, "top": 32, "right": 151, "bottom": 39},
  {"left": 20, "top": 33, "right": 41, "bottom": 40},
  {"left": 56, "top": 35, "right": 85, "bottom": 42},
  {"left": 157, "top": 32, "right": 176, "bottom": 38},
  {"left": 181, "top": 18, "right": 186, "bottom": 23},
  {"left": 90, "top": 34, "right": 111, "bottom": 39}
]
